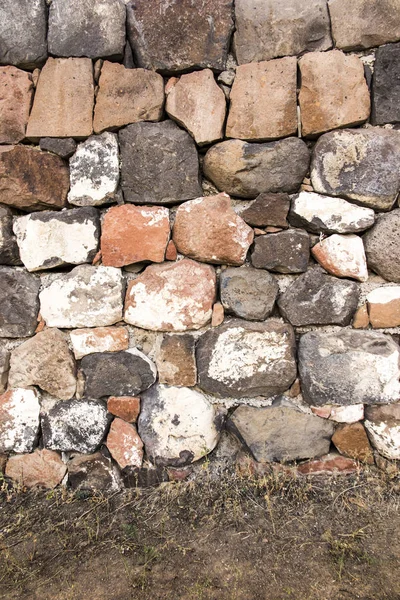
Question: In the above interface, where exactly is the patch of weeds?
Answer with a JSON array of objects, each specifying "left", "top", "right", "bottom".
[{"left": 322, "top": 526, "right": 372, "bottom": 579}]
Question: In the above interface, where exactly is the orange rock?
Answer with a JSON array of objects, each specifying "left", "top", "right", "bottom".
[
  {"left": 70, "top": 327, "right": 129, "bottom": 360},
  {"left": 367, "top": 286, "right": 400, "bottom": 328},
  {"left": 353, "top": 304, "right": 370, "bottom": 328},
  {"left": 211, "top": 302, "right": 224, "bottom": 327},
  {"left": 165, "top": 240, "right": 178, "bottom": 261},
  {"left": 332, "top": 422, "right": 374, "bottom": 464},
  {"left": 107, "top": 396, "right": 141, "bottom": 423},
  {"left": 0, "top": 66, "right": 33, "bottom": 144},
  {"left": 5, "top": 449, "right": 66, "bottom": 489},
  {"left": 312, "top": 234, "right": 368, "bottom": 282},
  {"left": 156, "top": 334, "right": 197, "bottom": 387},
  {"left": 106, "top": 418, "right": 143, "bottom": 469},
  {"left": 297, "top": 453, "right": 358, "bottom": 475}
]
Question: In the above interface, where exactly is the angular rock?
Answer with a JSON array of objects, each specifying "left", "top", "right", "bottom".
[
  {"left": 226, "top": 58, "right": 297, "bottom": 141},
  {"left": 367, "top": 286, "right": 400, "bottom": 328},
  {"left": 297, "top": 453, "right": 358, "bottom": 475},
  {"left": 0, "top": 205, "right": 20, "bottom": 265},
  {"left": 289, "top": 192, "right": 375, "bottom": 234},
  {"left": 332, "top": 422, "right": 374, "bottom": 464},
  {"left": 278, "top": 268, "right": 359, "bottom": 327},
  {"left": 156, "top": 334, "right": 197, "bottom": 387},
  {"left": 68, "top": 133, "right": 119, "bottom": 207},
  {"left": 0, "top": 67, "right": 33, "bottom": 143},
  {"left": 228, "top": 404, "right": 333, "bottom": 462},
  {"left": 0, "top": 145, "right": 69, "bottom": 212},
  {"left": 48, "top": 0, "right": 126, "bottom": 60},
  {"left": 299, "top": 50, "right": 370, "bottom": 137},
  {"left": 124, "top": 259, "right": 216, "bottom": 332},
  {"left": 372, "top": 42, "right": 400, "bottom": 125},
  {"left": 107, "top": 396, "right": 140, "bottom": 423},
  {"left": 312, "top": 234, "right": 368, "bottom": 282},
  {"left": 0, "top": 388, "right": 40, "bottom": 453},
  {"left": 5, "top": 449, "right": 67, "bottom": 489},
  {"left": 39, "top": 137, "right": 77, "bottom": 159},
  {"left": 67, "top": 452, "right": 122, "bottom": 492},
  {"left": 166, "top": 69, "right": 226, "bottom": 145},
  {"left": 310, "top": 128, "right": 400, "bottom": 211},
  {"left": 26, "top": 58, "right": 94, "bottom": 139},
  {"left": 126, "top": 0, "right": 234, "bottom": 73},
  {"left": 363, "top": 210, "right": 400, "bottom": 282},
  {"left": 106, "top": 418, "right": 143, "bottom": 469},
  {"left": 119, "top": 121, "right": 202, "bottom": 205},
  {"left": 0, "top": 0, "right": 47, "bottom": 69},
  {"left": 14, "top": 208, "right": 100, "bottom": 272},
  {"left": 94, "top": 62, "right": 164, "bottom": 133},
  {"left": 203, "top": 138, "right": 310, "bottom": 199},
  {"left": 234, "top": 0, "right": 332, "bottom": 64},
  {"left": 42, "top": 399, "right": 109, "bottom": 453},
  {"left": 212, "top": 303, "right": 224, "bottom": 327},
  {"left": 197, "top": 319, "right": 297, "bottom": 398},
  {"left": 173, "top": 194, "right": 253, "bottom": 266},
  {"left": 364, "top": 404, "right": 400, "bottom": 460},
  {"left": 298, "top": 330, "right": 400, "bottom": 406},
  {"left": 70, "top": 327, "right": 129, "bottom": 360},
  {"left": 39, "top": 265, "right": 123, "bottom": 329},
  {"left": 353, "top": 304, "right": 370, "bottom": 329},
  {"left": 0, "top": 349, "right": 9, "bottom": 394},
  {"left": 101, "top": 204, "right": 170, "bottom": 267},
  {"left": 81, "top": 349, "right": 156, "bottom": 398},
  {"left": 240, "top": 193, "right": 290, "bottom": 229},
  {"left": 139, "top": 385, "right": 223, "bottom": 466},
  {"left": 165, "top": 240, "right": 177, "bottom": 261},
  {"left": 251, "top": 229, "right": 310, "bottom": 274},
  {"left": 220, "top": 266, "right": 278, "bottom": 321},
  {"left": 311, "top": 404, "right": 365, "bottom": 423},
  {"left": 0, "top": 267, "right": 40, "bottom": 337}
]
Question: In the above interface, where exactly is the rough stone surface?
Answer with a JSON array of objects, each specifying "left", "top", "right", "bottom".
[
  {"left": 94, "top": 62, "right": 164, "bottom": 133},
  {"left": 67, "top": 452, "right": 122, "bottom": 492},
  {"left": 0, "top": 0, "right": 47, "bottom": 69},
  {"left": 101, "top": 205, "right": 170, "bottom": 267},
  {"left": 68, "top": 133, "right": 119, "bottom": 207},
  {"left": 139, "top": 385, "right": 223, "bottom": 466},
  {"left": 312, "top": 234, "right": 368, "bottom": 282},
  {"left": 0, "top": 67, "right": 33, "bottom": 144},
  {"left": 13, "top": 208, "right": 100, "bottom": 272},
  {"left": 39, "top": 138, "right": 77, "bottom": 159},
  {"left": 364, "top": 404, "right": 400, "bottom": 460},
  {"left": 156, "top": 334, "right": 197, "bottom": 387},
  {"left": 124, "top": 259, "right": 216, "bottom": 332},
  {"left": 297, "top": 453, "right": 358, "bottom": 475},
  {"left": 251, "top": 228, "right": 310, "bottom": 274},
  {"left": 119, "top": 121, "right": 202, "bottom": 205},
  {"left": 311, "top": 404, "right": 365, "bottom": 424},
  {"left": 81, "top": 348, "right": 156, "bottom": 398},
  {"left": 39, "top": 265, "right": 123, "bottom": 329},
  {"left": 289, "top": 192, "right": 375, "bottom": 234},
  {"left": 107, "top": 396, "right": 140, "bottom": 423},
  {"left": 5, "top": 449, "right": 67, "bottom": 489},
  {"left": 106, "top": 418, "right": 143, "bottom": 469},
  {"left": 166, "top": 69, "right": 226, "bottom": 145},
  {"left": 203, "top": 138, "right": 310, "bottom": 199},
  {"left": 240, "top": 194, "right": 290, "bottom": 229},
  {"left": 0, "top": 145, "right": 69, "bottom": 212},
  {"left": 0, "top": 205, "right": 20, "bottom": 265},
  {"left": 299, "top": 50, "right": 370, "bottom": 137},
  {"left": 226, "top": 58, "right": 297, "bottom": 141},
  {"left": 372, "top": 42, "right": 400, "bottom": 125},
  {"left": 278, "top": 267, "right": 359, "bottom": 327},
  {"left": 298, "top": 330, "right": 400, "bottom": 406},
  {"left": 367, "top": 287, "right": 400, "bottom": 328},
  {"left": 234, "top": 0, "right": 332, "bottom": 64},
  {"left": 197, "top": 319, "right": 297, "bottom": 398},
  {"left": 353, "top": 304, "right": 370, "bottom": 329},
  {"left": 0, "top": 267, "right": 40, "bottom": 337},
  {"left": 363, "top": 210, "right": 400, "bottom": 283},
  {"left": 310, "top": 128, "right": 400, "bottom": 211},
  {"left": 70, "top": 327, "right": 129, "bottom": 360},
  {"left": 228, "top": 404, "right": 334, "bottom": 462},
  {"left": 332, "top": 422, "right": 374, "bottom": 464},
  {"left": 220, "top": 266, "right": 279, "bottom": 321},
  {"left": 126, "top": 0, "right": 234, "bottom": 73},
  {"left": 26, "top": 58, "right": 94, "bottom": 139},
  {"left": 0, "top": 349, "right": 9, "bottom": 394},
  {"left": 173, "top": 194, "right": 253, "bottom": 266},
  {"left": 0, "top": 388, "right": 40, "bottom": 453}
]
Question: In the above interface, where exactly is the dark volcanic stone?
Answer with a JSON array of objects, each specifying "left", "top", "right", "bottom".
[
  {"left": 68, "top": 452, "right": 122, "bottom": 492},
  {"left": 251, "top": 229, "right": 310, "bottom": 273},
  {"left": 363, "top": 209, "right": 400, "bottom": 282},
  {"left": 0, "top": 205, "right": 20, "bottom": 265},
  {"left": 372, "top": 42, "right": 400, "bottom": 125},
  {"left": 0, "top": 267, "right": 40, "bottom": 337},
  {"left": 119, "top": 121, "right": 202, "bottom": 205},
  {"left": 240, "top": 193, "right": 290, "bottom": 228},
  {"left": 220, "top": 266, "right": 279, "bottom": 321},
  {"left": 39, "top": 137, "right": 77, "bottom": 159},
  {"left": 0, "top": 0, "right": 47, "bottom": 69},
  {"left": 122, "top": 465, "right": 169, "bottom": 488}
]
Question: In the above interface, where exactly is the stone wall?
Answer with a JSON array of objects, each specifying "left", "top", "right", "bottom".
[{"left": 1, "top": 0, "right": 400, "bottom": 491}]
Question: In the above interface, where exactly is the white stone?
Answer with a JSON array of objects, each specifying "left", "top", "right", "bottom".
[
  {"left": 0, "top": 388, "right": 40, "bottom": 453},
  {"left": 330, "top": 404, "right": 364, "bottom": 423},
  {"left": 367, "top": 286, "right": 400, "bottom": 304},
  {"left": 312, "top": 234, "right": 368, "bottom": 282},
  {"left": 69, "top": 326, "right": 129, "bottom": 359},
  {"left": 365, "top": 419, "right": 400, "bottom": 460}
]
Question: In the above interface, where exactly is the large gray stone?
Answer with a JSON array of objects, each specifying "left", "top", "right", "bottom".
[
  {"left": 298, "top": 330, "right": 400, "bottom": 406},
  {"left": 363, "top": 209, "right": 400, "bottom": 283},
  {"left": 0, "top": 0, "right": 47, "bottom": 69},
  {"left": 251, "top": 229, "right": 310, "bottom": 274},
  {"left": 372, "top": 42, "right": 400, "bottom": 126},
  {"left": 0, "top": 267, "right": 40, "bottom": 337},
  {"left": 67, "top": 452, "right": 122, "bottom": 492},
  {"left": 220, "top": 266, "right": 278, "bottom": 321},
  {"left": 39, "top": 138, "right": 77, "bottom": 160},
  {"left": 203, "top": 138, "right": 310, "bottom": 199},
  {"left": 119, "top": 121, "right": 202, "bottom": 205},
  {"left": 0, "top": 205, "right": 20, "bottom": 265}
]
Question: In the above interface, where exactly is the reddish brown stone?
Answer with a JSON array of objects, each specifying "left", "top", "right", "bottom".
[
  {"left": 332, "top": 422, "right": 374, "bottom": 464},
  {"left": 367, "top": 287, "right": 400, "bottom": 328},
  {"left": 107, "top": 396, "right": 141, "bottom": 423},
  {"left": 165, "top": 240, "right": 178, "bottom": 261},
  {"left": 156, "top": 334, "right": 197, "bottom": 387},
  {"left": 70, "top": 327, "right": 129, "bottom": 360},
  {"left": 297, "top": 454, "right": 359, "bottom": 475},
  {"left": 106, "top": 418, "right": 143, "bottom": 469},
  {"left": 166, "top": 466, "right": 193, "bottom": 481},
  {"left": 240, "top": 193, "right": 290, "bottom": 228},
  {"left": 211, "top": 302, "right": 224, "bottom": 327},
  {"left": 5, "top": 449, "right": 66, "bottom": 489},
  {"left": 353, "top": 304, "right": 370, "bottom": 329},
  {"left": 0, "top": 66, "right": 33, "bottom": 144}
]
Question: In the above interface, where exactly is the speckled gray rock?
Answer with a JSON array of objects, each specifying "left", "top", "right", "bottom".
[
  {"left": 310, "top": 128, "right": 400, "bottom": 211},
  {"left": 220, "top": 266, "right": 279, "bottom": 320},
  {"left": 203, "top": 138, "right": 310, "bottom": 199},
  {"left": 0, "top": 348, "right": 9, "bottom": 393},
  {"left": 0, "top": 388, "right": 40, "bottom": 453},
  {"left": 67, "top": 452, "right": 122, "bottom": 492},
  {"left": 277, "top": 267, "right": 359, "bottom": 327},
  {"left": 372, "top": 42, "right": 400, "bottom": 125},
  {"left": 0, "top": 205, "right": 20, "bottom": 265},
  {"left": 363, "top": 209, "right": 400, "bottom": 282},
  {"left": 119, "top": 121, "right": 202, "bottom": 205},
  {"left": 251, "top": 229, "right": 310, "bottom": 273},
  {"left": 0, "top": 267, "right": 40, "bottom": 337},
  {"left": 299, "top": 330, "right": 400, "bottom": 406},
  {"left": 0, "top": 0, "right": 47, "bottom": 69},
  {"left": 39, "top": 138, "right": 77, "bottom": 159}
]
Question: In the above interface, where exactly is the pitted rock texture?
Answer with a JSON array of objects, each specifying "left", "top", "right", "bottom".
[
  {"left": 156, "top": 334, "right": 197, "bottom": 387},
  {"left": 0, "top": 67, "right": 33, "bottom": 143},
  {"left": 0, "top": 388, "right": 40, "bottom": 453},
  {"left": 39, "top": 138, "right": 77, "bottom": 160},
  {"left": 332, "top": 422, "right": 374, "bottom": 464},
  {"left": 5, "top": 449, "right": 67, "bottom": 489},
  {"left": 234, "top": 0, "right": 332, "bottom": 64},
  {"left": 39, "top": 265, "right": 124, "bottom": 329},
  {"left": 124, "top": 259, "right": 216, "bottom": 332},
  {"left": 197, "top": 319, "right": 297, "bottom": 398},
  {"left": 0, "top": 146, "right": 69, "bottom": 212},
  {"left": 13, "top": 208, "right": 100, "bottom": 272},
  {"left": 367, "top": 287, "right": 400, "bottom": 328},
  {"left": 0, "top": 267, "right": 40, "bottom": 337},
  {"left": 278, "top": 267, "right": 359, "bottom": 327},
  {"left": 312, "top": 234, "right": 368, "bottom": 282},
  {"left": 173, "top": 194, "right": 254, "bottom": 266},
  {"left": 251, "top": 228, "right": 310, "bottom": 274},
  {"left": 0, "top": 349, "right": 10, "bottom": 394},
  {"left": 203, "top": 138, "right": 310, "bottom": 198},
  {"left": 94, "top": 63, "right": 164, "bottom": 133},
  {"left": 67, "top": 452, "right": 122, "bottom": 492},
  {"left": 0, "top": 0, "right": 47, "bottom": 69},
  {"left": 119, "top": 121, "right": 202, "bottom": 205},
  {"left": 126, "top": 0, "right": 234, "bottom": 73},
  {"left": 70, "top": 327, "right": 129, "bottom": 360},
  {"left": 363, "top": 209, "right": 400, "bottom": 283},
  {"left": 226, "top": 58, "right": 297, "bottom": 141},
  {"left": 299, "top": 330, "right": 400, "bottom": 406},
  {"left": 107, "top": 396, "right": 140, "bottom": 423},
  {"left": 106, "top": 418, "right": 143, "bottom": 469},
  {"left": 139, "top": 385, "right": 223, "bottom": 466},
  {"left": 240, "top": 193, "right": 290, "bottom": 229},
  {"left": 364, "top": 404, "right": 400, "bottom": 460},
  {"left": 310, "top": 128, "right": 400, "bottom": 211},
  {"left": 0, "top": 205, "right": 20, "bottom": 265},
  {"left": 220, "top": 266, "right": 279, "bottom": 321},
  {"left": 372, "top": 42, "right": 400, "bottom": 125}
]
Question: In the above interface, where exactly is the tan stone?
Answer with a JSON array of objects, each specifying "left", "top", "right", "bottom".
[
  {"left": 5, "top": 449, "right": 66, "bottom": 489},
  {"left": 173, "top": 193, "right": 254, "bottom": 266},
  {"left": 107, "top": 396, "right": 140, "bottom": 423},
  {"left": 0, "top": 66, "right": 33, "bottom": 144},
  {"left": 26, "top": 58, "right": 94, "bottom": 139},
  {"left": 332, "top": 422, "right": 374, "bottom": 464},
  {"left": 366, "top": 286, "right": 400, "bottom": 328},
  {"left": 93, "top": 62, "right": 164, "bottom": 134},
  {"left": 254, "top": 228, "right": 266, "bottom": 236},
  {"left": 166, "top": 69, "right": 226, "bottom": 145},
  {"left": 70, "top": 327, "right": 129, "bottom": 360},
  {"left": 353, "top": 304, "right": 370, "bottom": 329},
  {"left": 299, "top": 50, "right": 370, "bottom": 137},
  {"left": 156, "top": 334, "right": 197, "bottom": 387},
  {"left": 211, "top": 302, "right": 224, "bottom": 327},
  {"left": 312, "top": 234, "right": 368, "bottom": 282},
  {"left": 101, "top": 204, "right": 170, "bottom": 268},
  {"left": 106, "top": 418, "right": 143, "bottom": 469},
  {"left": 165, "top": 240, "right": 178, "bottom": 261},
  {"left": 226, "top": 58, "right": 297, "bottom": 141}
]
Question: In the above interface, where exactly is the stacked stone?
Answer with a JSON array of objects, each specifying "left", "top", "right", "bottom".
[{"left": 1, "top": 0, "right": 400, "bottom": 490}]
